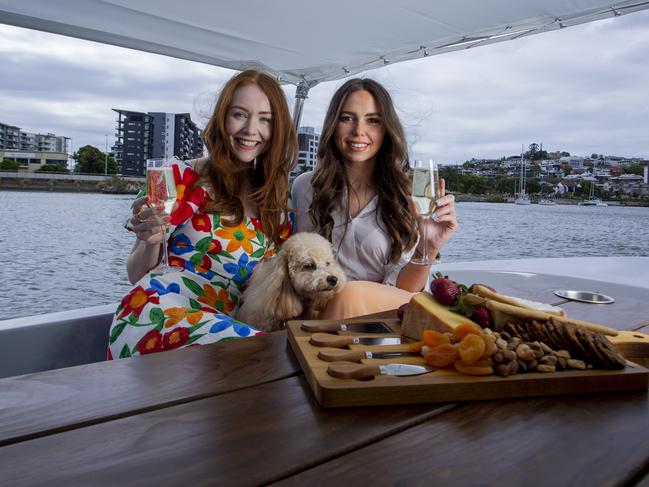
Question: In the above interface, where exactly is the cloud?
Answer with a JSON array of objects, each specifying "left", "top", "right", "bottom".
[{"left": 2, "top": 9, "right": 649, "bottom": 164}]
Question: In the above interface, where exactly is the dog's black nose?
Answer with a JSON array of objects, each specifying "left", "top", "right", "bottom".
[{"left": 326, "top": 276, "right": 338, "bottom": 286}]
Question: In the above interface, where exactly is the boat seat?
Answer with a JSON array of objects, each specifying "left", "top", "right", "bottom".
[{"left": 0, "top": 304, "right": 115, "bottom": 379}]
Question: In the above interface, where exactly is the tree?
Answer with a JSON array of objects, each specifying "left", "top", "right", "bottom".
[
  {"left": 624, "top": 164, "right": 646, "bottom": 176},
  {"left": 72, "top": 145, "right": 118, "bottom": 175},
  {"left": 1, "top": 158, "right": 20, "bottom": 170},
  {"left": 36, "top": 164, "right": 70, "bottom": 173},
  {"left": 494, "top": 176, "right": 516, "bottom": 195}
]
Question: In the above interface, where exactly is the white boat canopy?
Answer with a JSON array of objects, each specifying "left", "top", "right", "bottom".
[{"left": 1, "top": 0, "right": 648, "bottom": 89}]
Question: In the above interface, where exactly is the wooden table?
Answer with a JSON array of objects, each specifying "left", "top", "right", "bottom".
[{"left": 2, "top": 273, "right": 649, "bottom": 487}]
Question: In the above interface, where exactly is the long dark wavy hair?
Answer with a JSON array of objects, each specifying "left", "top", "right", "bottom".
[
  {"left": 201, "top": 70, "right": 298, "bottom": 243},
  {"left": 309, "top": 78, "right": 417, "bottom": 264}
]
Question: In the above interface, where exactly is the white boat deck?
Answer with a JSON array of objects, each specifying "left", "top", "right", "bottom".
[{"left": 437, "top": 256, "right": 649, "bottom": 290}]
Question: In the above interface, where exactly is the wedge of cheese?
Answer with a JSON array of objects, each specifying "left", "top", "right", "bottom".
[{"left": 401, "top": 292, "right": 480, "bottom": 340}]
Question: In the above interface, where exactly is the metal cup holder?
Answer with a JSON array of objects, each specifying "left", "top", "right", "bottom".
[{"left": 554, "top": 289, "right": 615, "bottom": 304}]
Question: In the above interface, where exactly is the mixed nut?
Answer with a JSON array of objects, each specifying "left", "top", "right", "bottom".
[{"left": 484, "top": 328, "right": 588, "bottom": 377}]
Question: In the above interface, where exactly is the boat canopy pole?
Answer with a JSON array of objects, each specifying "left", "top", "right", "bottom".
[{"left": 292, "top": 80, "right": 312, "bottom": 131}]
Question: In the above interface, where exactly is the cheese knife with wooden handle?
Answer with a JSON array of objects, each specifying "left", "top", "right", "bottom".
[
  {"left": 327, "top": 362, "right": 434, "bottom": 381},
  {"left": 309, "top": 333, "right": 405, "bottom": 348}
]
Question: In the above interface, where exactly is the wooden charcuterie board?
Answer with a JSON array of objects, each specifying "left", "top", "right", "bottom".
[{"left": 286, "top": 319, "right": 649, "bottom": 407}]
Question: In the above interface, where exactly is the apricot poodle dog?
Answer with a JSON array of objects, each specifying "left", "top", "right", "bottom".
[{"left": 237, "top": 232, "right": 346, "bottom": 331}]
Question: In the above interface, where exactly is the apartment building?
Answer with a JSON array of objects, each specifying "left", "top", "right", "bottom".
[
  {"left": 290, "top": 126, "right": 320, "bottom": 179},
  {"left": 0, "top": 122, "right": 70, "bottom": 152},
  {"left": 113, "top": 110, "right": 203, "bottom": 177}
]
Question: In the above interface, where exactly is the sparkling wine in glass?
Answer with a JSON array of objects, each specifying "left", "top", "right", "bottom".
[
  {"left": 410, "top": 159, "right": 441, "bottom": 265},
  {"left": 146, "top": 158, "right": 177, "bottom": 273}
]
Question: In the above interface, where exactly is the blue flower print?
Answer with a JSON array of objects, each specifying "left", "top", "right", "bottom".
[
  {"left": 185, "top": 259, "right": 217, "bottom": 280},
  {"left": 148, "top": 278, "right": 181, "bottom": 296},
  {"left": 223, "top": 253, "right": 258, "bottom": 285},
  {"left": 210, "top": 315, "right": 235, "bottom": 333},
  {"left": 170, "top": 234, "right": 194, "bottom": 255}
]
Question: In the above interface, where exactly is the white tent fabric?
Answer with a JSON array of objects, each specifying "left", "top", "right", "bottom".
[{"left": 1, "top": 0, "right": 648, "bottom": 87}]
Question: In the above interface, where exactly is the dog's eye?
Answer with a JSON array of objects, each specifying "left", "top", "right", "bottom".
[{"left": 303, "top": 261, "right": 316, "bottom": 271}]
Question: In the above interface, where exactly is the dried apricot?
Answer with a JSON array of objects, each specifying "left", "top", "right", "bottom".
[
  {"left": 452, "top": 323, "right": 483, "bottom": 342},
  {"left": 480, "top": 333, "right": 497, "bottom": 359},
  {"left": 409, "top": 341, "right": 424, "bottom": 353},
  {"left": 422, "top": 330, "right": 451, "bottom": 348},
  {"left": 458, "top": 333, "right": 486, "bottom": 364},
  {"left": 424, "top": 343, "right": 459, "bottom": 368},
  {"left": 454, "top": 359, "right": 494, "bottom": 376}
]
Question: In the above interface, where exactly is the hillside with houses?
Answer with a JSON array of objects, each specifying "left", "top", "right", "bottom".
[{"left": 442, "top": 147, "right": 649, "bottom": 204}]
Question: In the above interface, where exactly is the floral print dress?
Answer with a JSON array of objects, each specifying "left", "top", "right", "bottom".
[{"left": 108, "top": 160, "right": 291, "bottom": 359}]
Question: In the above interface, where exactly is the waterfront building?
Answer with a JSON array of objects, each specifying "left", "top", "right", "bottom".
[
  {"left": 113, "top": 110, "right": 203, "bottom": 177},
  {"left": 290, "top": 126, "right": 320, "bottom": 179},
  {"left": 1, "top": 122, "right": 70, "bottom": 153},
  {"left": 0, "top": 148, "right": 69, "bottom": 172}
]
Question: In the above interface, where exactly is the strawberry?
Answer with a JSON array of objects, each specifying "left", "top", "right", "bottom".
[
  {"left": 471, "top": 306, "right": 493, "bottom": 329},
  {"left": 430, "top": 275, "right": 461, "bottom": 306}
]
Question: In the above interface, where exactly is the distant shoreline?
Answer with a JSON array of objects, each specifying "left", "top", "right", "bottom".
[
  {"left": 0, "top": 179, "right": 139, "bottom": 194},
  {"left": 1, "top": 185, "right": 647, "bottom": 206},
  {"left": 453, "top": 194, "right": 649, "bottom": 207}
]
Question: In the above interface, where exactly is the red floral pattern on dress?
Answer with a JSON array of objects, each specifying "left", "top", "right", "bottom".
[
  {"left": 169, "top": 164, "right": 205, "bottom": 225},
  {"left": 162, "top": 327, "right": 190, "bottom": 350},
  {"left": 136, "top": 329, "right": 164, "bottom": 354},
  {"left": 117, "top": 286, "right": 160, "bottom": 319},
  {"left": 192, "top": 213, "right": 212, "bottom": 232}
]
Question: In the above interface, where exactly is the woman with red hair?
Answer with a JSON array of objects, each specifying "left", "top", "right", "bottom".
[{"left": 108, "top": 70, "right": 298, "bottom": 359}]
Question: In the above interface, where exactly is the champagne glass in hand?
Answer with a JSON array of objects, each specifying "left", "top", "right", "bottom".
[
  {"left": 146, "top": 158, "right": 177, "bottom": 273},
  {"left": 410, "top": 159, "right": 441, "bottom": 265}
]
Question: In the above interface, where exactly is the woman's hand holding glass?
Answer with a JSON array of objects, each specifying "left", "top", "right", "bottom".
[
  {"left": 130, "top": 196, "right": 170, "bottom": 246},
  {"left": 408, "top": 178, "right": 458, "bottom": 263}
]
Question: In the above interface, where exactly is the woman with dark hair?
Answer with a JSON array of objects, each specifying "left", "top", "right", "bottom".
[
  {"left": 292, "top": 78, "right": 457, "bottom": 318},
  {"left": 108, "top": 69, "right": 298, "bottom": 358}
]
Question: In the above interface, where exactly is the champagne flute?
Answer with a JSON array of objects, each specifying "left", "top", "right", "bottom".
[
  {"left": 146, "top": 158, "right": 177, "bottom": 273},
  {"left": 410, "top": 159, "right": 441, "bottom": 265}
]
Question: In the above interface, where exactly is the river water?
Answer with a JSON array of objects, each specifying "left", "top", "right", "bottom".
[{"left": 1, "top": 191, "right": 648, "bottom": 320}]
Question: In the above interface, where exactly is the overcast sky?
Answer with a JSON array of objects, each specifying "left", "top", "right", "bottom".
[{"left": 1, "top": 9, "right": 648, "bottom": 165}]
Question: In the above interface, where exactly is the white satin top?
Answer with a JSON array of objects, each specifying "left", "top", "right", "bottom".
[{"left": 291, "top": 171, "right": 415, "bottom": 286}]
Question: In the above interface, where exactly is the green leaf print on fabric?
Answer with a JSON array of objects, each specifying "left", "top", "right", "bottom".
[
  {"left": 189, "top": 298, "right": 202, "bottom": 310},
  {"left": 250, "top": 247, "right": 265, "bottom": 258},
  {"left": 255, "top": 229, "right": 265, "bottom": 245},
  {"left": 186, "top": 334, "right": 206, "bottom": 345},
  {"left": 182, "top": 276, "right": 205, "bottom": 297},
  {"left": 110, "top": 321, "right": 128, "bottom": 344},
  {"left": 195, "top": 236, "right": 212, "bottom": 252},
  {"left": 119, "top": 344, "right": 132, "bottom": 358},
  {"left": 149, "top": 307, "right": 165, "bottom": 327},
  {"left": 190, "top": 253, "right": 205, "bottom": 266},
  {"left": 188, "top": 320, "right": 210, "bottom": 334},
  {"left": 219, "top": 250, "right": 235, "bottom": 260}
]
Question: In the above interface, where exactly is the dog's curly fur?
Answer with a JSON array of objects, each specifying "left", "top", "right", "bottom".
[{"left": 236, "top": 232, "right": 347, "bottom": 331}]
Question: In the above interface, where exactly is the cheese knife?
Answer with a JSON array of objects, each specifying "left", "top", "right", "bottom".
[
  {"left": 309, "top": 333, "right": 405, "bottom": 348},
  {"left": 318, "top": 348, "right": 421, "bottom": 362},
  {"left": 301, "top": 321, "right": 394, "bottom": 333},
  {"left": 327, "top": 362, "right": 434, "bottom": 381}
]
